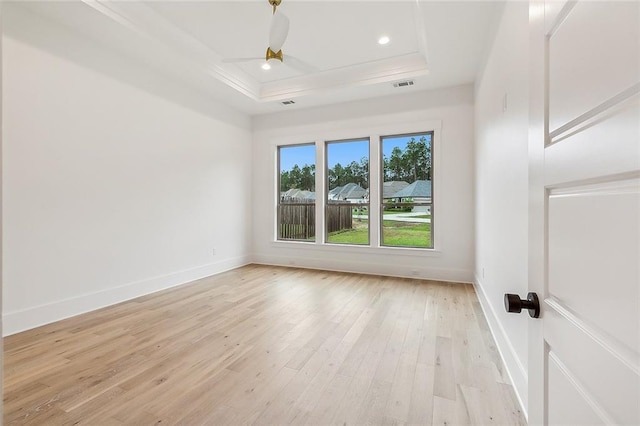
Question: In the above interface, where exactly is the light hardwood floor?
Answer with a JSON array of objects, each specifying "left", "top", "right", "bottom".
[{"left": 4, "top": 265, "right": 526, "bottom": 425}]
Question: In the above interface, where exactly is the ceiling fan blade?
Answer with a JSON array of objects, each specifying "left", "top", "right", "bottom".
[
  {"left": 269, "top": 10, "right": 290, "bottom": 52},
  {"left": 284, "top": 55, "right": 318, "bottom": 74},
  {"left": 222, "top": 57, "right": 263, "bottom": 63}
]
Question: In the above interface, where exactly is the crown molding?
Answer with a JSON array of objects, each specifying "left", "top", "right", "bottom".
[
  {"left": 413, "top": 0, "right": 430, "bottom": 62},
  {"left": 259, "top": 53, "right": 429, "bottom": 102},
  {"left": 81, "top": 0, "right": 261, "bottom": 100}
]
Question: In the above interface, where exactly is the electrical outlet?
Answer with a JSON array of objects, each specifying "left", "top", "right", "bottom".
[
  {"left": 482, "top": 267, "right": 485, "bottom": 279},
  {"left": 212, "top": 248, "right": 217, "bottom": 256}
]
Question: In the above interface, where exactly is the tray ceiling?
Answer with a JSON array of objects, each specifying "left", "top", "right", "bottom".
[{"left": 11, "top": 1, "right": 503, "bottom": 115}]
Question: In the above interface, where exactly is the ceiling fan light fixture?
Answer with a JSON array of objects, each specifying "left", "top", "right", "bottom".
[
  {"left": 261, "top": 63, "right": 271, "bottom": 70},
  {"left": 378, "top": 35, "right": 390, "bottom": 45}
]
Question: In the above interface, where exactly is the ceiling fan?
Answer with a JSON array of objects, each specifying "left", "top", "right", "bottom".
[{"left": 222, "top": 0, "right": 316, "bottom": 73}]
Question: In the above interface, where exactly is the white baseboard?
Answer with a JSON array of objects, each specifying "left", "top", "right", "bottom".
[
  {"left": 3, "top": 255, "right": 251, "bottom": 336},
  {"left": 253, "top": 253, "right": 473, "bottom": 284},
  {"left": 473, "top": 274, "right": 529, "bottom": 420}
]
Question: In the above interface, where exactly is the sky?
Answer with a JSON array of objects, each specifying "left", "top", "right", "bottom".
[{"left": 279, "top": 133, "right": 432, "bottom": 172}]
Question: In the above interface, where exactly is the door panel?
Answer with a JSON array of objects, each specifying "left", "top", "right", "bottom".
[
  {"left": 545, "top": 302, "right": 639, "bottom": 424},
  {"left": 548, "top": 182, "right": 639, "bottom": 348},
  {"left": 545, "top": 98, "right": 639, "bottom": 185},
  {"left": 528, "top": 0, "right": 640, "bottom": 424},
  {"left": 548, "top": 1, "right": 639, "bottom": 132},
  {"left": 547, "top": 354, "right": 604, "bottom": 425}
]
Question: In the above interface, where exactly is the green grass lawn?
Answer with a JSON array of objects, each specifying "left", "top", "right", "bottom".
[
  {"left": 326, "top": 220, "right": 431, "bottom": 247},
  {"left": 280, "top": 213, "right": 432, "bottom": 246},
  {"left": 327, "top": 228, "right": 370, "bottom": 244},
  {"left": 382, "top": 221, "right": 431, "bottom": 247},
  {"left": 327, "top": 220, "right": 369, "bottom": 244}
]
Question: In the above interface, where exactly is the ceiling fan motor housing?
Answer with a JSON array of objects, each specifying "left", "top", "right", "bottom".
[{"left": 266, "top": 47, "right": 284, "bottom": 62}]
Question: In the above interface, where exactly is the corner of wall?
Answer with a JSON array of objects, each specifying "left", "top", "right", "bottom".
[
  {"left": 3, "top": 4, "right": 256, "bottom": 337},
  {"left": 3, "top": 255, "right": 252, "bottom": 336},
  {"left": 474, "top": 0, "right": 508, "bottom": 99},
  {"left": 473, "top": 274, "right": 529, "bottom": 421},
  {"left": 473, "top": 0, "right": 530, "bottom": 419}
]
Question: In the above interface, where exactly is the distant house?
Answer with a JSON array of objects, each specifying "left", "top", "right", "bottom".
[
  {"left": 328, "top": 182, "right": 367, "bottom": 203},
  {"left": 281, "top": 188, "right": 315, "bottom": 201},
  {"left": 382, "top": 181, "right": 410, "bottom": 200},
  {"left": 327, "top": 186, "right": 343, "bottom": 200},
  {"left": 391, "top": 180, "right": 432, "bottom": 212}
]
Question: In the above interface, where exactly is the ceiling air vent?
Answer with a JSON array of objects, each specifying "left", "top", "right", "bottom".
[
  {"left": 281, "top": 100, "right": 296, "bottom": 105},
  {"left": 393, "top": 80, "right": 414, "bottom": 88}
]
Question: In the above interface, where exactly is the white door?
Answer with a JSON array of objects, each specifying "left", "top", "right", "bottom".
[{"left": 527, "top": 1, "right": 640, "bottom": 424}]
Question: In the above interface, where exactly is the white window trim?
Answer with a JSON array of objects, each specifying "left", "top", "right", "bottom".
[{"left": 271, "top": 117, "right": 443, "bottom": 252}]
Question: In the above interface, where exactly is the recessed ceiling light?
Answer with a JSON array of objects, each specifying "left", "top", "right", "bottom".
[
  {"left": 261, "top": 62, "right": 271, "bottom": 70},
  {"left": 378, "top": 35, "right": 390, "bottom": 45}
]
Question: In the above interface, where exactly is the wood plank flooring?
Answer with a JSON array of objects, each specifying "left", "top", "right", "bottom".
[{"left": 3, "top": 265, "right": 526, "bottom": 425}]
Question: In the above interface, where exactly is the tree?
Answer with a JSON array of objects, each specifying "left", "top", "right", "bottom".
[
  {"left": 289, "top": 164, "right": 302, "bottom": 189},
  {"left": 420, "top": 136, "right": 432, "bottom": 180},
  {"left": 280, "top": 170, "right": 291, "bottom": 191},
  {"left": 405, "top": 137, "right": 429, "bottom": 182},
  {"left": 382, "top": 136, "right": 431, "bottom": 183},
  {"left": 345, "top": 161, "right": 360, "bottom": 188},
  {"left": 328, "top": 163, "right": 345, "bottom": 189},
  {"left": 389, "top": 147, "right": 404, "bottom": 181},
  {"left": 300, "top": 164, "right": 315, "bottom": 191},
  {"left": 382, "top": 155, "right": 391, "bottom": 181},
  {"left": 358, "top": 156, "right": 369, "bottom": 189},
  {"left": 281, "top": 163, "right": 315, "bottom": 192}
]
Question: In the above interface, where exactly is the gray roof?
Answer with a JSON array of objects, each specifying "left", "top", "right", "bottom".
[
  {"left": 331, "top": 182, "right": 367, "bottom": 200},
  {"left": 391, "top": 180, "right": 432, "bottom": 199},
  {"left": 299, "top": 190, "right": 316, "bottom": 200},
  {"left": 382, "top": 181, "right": 409, "bottom": 199},
  {"left": 328, "top": 186, "right": 343, "bottom": 196},
  {"left": 281, "top": 188, "right": 315, "bottom": 200}
]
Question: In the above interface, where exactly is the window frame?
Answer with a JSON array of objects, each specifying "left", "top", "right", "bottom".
[
  {"left": 276, "top": 142, "right": 317, "bottom": 243},
  {"left": 379, "top": 131, "right": 435, "bottom": 249},
  {"left": 324, "top": 137, "right": 371, "bottom": 246},
  {"left": 271, "top": 118, "right": 442, "bottom": 253}
]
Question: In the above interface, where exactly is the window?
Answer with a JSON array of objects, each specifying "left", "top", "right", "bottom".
[
  {"left": 275, "top": 129, "right": 435, "bottom": 250},
  {"left": 325, "top": 138, "right": 370, "bottom": 245},
  {"left": 381, "top": 132, "right": 433, "bottom": 248},
  {"left": 277, "top": 144, "right": 316, "bottom": 241}
]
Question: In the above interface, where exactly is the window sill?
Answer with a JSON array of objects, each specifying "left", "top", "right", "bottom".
[{"left": 270, "top": 240, "right": 442, "bottom": 257}]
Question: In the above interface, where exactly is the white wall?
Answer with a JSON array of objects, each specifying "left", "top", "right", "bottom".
[
  {"left": 2, "top": 6, "right": 253, "bottom": 335},
  {"left": 473, "top": 0, "right": 529, "bottom": 416},
  {"left": 252, "top": 85, "right": 475, "bottom": 283}
]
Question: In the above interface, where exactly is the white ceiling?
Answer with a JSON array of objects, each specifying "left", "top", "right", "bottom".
[{"left": 15, "top": 1, "right": 503, "bottom": 116}]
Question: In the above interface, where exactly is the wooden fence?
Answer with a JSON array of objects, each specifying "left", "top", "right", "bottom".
[
  {"left": 279, "top": 202, "right": 315, "bottom": 240},
  {"left": 326, "top": 202, "right": 354, "bottom": 234},
  {"left": 279, "top": 200, "right": 354, "bottom": 240}
]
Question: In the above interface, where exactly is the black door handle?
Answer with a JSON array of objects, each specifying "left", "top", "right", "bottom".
[{"left": 504, "top": 292, "right": 540, "bottom": 318}]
